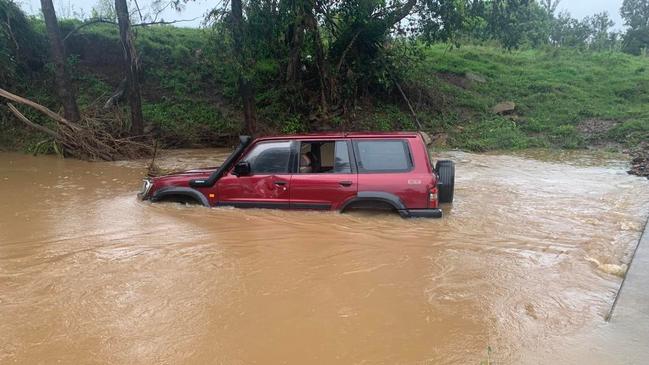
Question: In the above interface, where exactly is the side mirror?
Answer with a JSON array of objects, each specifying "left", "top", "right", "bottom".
[{"left": 233, "top": 161, "right": 251, "bottom": 176}]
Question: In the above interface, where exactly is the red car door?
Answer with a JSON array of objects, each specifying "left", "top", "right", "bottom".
[
  {"left": 290, "top": 140, "right": 358, "bottom": 210},
  {"left": 217, "top": 140, "right": 293, "bottom": 209}
]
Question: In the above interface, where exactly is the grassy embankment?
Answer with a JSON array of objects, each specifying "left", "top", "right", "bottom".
[
  {"left": 415, "top": 44, "right": 649, "bottom": 151},
  {"left": 1, "top": 23, "right": 648, "bottom": 153}
]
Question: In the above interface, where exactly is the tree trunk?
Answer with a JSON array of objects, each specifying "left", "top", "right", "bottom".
[
  {"left": 286, "top": 1, "right": 307, "bottom": 84},
  {"left": 232, "top": 0, "right": 257, "bottom": 135},
  {"left": 40, "top": 0, "right": 81, "bottom": 123},
  {"left": 114, "top": 0, "right": 144, "bottom": 136},
  {"left": 306, "top": 11, "right": 329, "bottom": 113}
]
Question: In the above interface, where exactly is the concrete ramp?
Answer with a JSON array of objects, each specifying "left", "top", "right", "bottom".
[{"left": 610, "top": 217, "right": 649, "bottom": 323}]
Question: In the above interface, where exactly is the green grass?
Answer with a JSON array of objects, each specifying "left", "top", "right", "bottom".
[
  {"left": 412, "top": 44, "right": 649, "bottom": 150},
  {"left": 143, "top": 99, "right": 238, "bottom": 146}
]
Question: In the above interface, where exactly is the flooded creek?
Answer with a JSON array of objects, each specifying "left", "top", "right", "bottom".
[{"left": 1, "top": 149, "right": 648, "bottom": 364}]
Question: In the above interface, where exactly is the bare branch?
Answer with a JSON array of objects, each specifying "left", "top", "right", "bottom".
[
  {"left": 0, "top": 88, "right": 70, "bottom": 125},
  {"left": 133, "top": 17, "right": 200, "bottom": 27},
  {"left": 63, "top": 18, "right": 117, "bottom": 42},
  {"left": 151, "top": 1, "right": 174, "bottom": 23},
  {"left": 133, "top": 0, "right": 145, "bottom": 22},
  {"left": 63, "top": 16, "right": 200, "bottom": 42},
  {"left": 6, "top": 103, "right": 62, "bottom": 139}
]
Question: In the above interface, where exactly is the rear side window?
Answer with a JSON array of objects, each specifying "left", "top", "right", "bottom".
[
  {"left": 354, "top": 140, "right": 412, "bottom": 173},
  {"left": 298, "top": 140, "right": 352, "bottom": 173}
]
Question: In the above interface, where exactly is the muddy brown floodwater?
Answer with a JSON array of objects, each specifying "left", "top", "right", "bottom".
[{"left": 1, "top": 149, "right": 648, "bottom": 364}]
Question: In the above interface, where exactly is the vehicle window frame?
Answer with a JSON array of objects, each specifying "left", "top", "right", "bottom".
[
  {"left": 295, "top": 140, "right": 356, "bottom": 175},
  {"left": 352, "top": 139, "right": 414, "bottom": 174},
  {"left": 236, "top": 140, "right": 296, "bottom": 175}
]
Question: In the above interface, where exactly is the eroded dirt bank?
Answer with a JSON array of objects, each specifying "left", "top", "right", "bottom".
[
  {"left": 628, "top": 142, "right": 649, "bottom": 179},
  {"left": 1, "top": 149, "right": 648, "bottom": 364}
]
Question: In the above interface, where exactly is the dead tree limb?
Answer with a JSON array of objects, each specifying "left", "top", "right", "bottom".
[
  {"left": 1, "top": 88, "right": 152, "bottom": 161},
  {"left": 0, "top": 88, "right": 70, "bottom": 125},
  {"left": 393, "top": 80, "right": 422, "bottom": 130},
  {"left": 103, "top": 78, "right": 128, "bottom": 110},
  {"left": 6, "top": 103, "right": 62, "bottom": 140}
]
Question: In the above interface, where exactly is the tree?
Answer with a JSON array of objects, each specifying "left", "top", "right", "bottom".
[
  {"left": 231, "top": 0, "right": 257, "bottom": 135},
  {"left": 621, "top": 0, "right": 649, "bottom": 54},
  {"left": 480, "top": 0, "right": 551, "bottom": 49},
  {"left": 211, "top": 0, "right": 561, "bottom": 129},
  {"left": 539, "top": 0, "right": 560, "bottom": 17},
  {"left": 585, "top": 12, "right": 616, "bottom": 50},
  {"left": 40, "top": 0, "right": 81, "bottom": 122},
  {"left": 114, "top": 0, "right": 144, "bottom": 135},
  {"left": 549, "top": 11, "right": 589, "bottom": 47},
  {"left": 209, "top": 0, "right": 471, "bottom": 122},
  {"left": 1, "top": 0, "right": 43, "bottom": 86}
]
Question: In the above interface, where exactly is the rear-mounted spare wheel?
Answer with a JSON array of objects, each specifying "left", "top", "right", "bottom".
[{"left": 436, "top": 160, "right": 455, "bottom": 203}]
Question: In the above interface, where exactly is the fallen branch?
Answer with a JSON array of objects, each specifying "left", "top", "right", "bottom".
[
  {"left": 0, "top": 88, "right": 69, "bottom": 125},
  {"left": 1, "top": 88, "right": 152, "bottom": 161},
  {"left": 7, "top": 103, "right": 62, "bottom": 140},
  {"left": 103, "top": 78, "right": 128, "bottom": 110},
  {"left": 380, "top": 59, "right": 423, "bottom": 131}
]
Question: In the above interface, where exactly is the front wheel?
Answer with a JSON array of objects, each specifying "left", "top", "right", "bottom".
[{"left": 435, "top": 160, "right": 455, "bottom": 204}]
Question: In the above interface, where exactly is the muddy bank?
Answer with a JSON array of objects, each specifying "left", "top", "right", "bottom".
[{"left": 628, "top": 142, "right": 649, "bottom": 179}]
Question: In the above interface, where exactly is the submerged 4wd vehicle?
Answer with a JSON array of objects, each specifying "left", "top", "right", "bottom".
[{"left": 139, "top": 132, "right": 455, "bottom": 218}]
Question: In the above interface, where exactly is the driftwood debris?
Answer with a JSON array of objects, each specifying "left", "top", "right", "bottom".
[
  {"left": 103, "top": 78, "right": 128, "bottom": 110},
  {"left": 1, "top": 88, "right": 152, "bottom": 161}
]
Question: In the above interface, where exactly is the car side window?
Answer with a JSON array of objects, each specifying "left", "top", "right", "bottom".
[
  {"left": 243, "top": 141, "right": 292, "bottom": 174},
  {"left": 298, "top": 140, "right": 352, "bottom": 173},
  {"left": 354, "top": 140, "right": 412, "bottom": 173},
  {"left": 333, "top": 141, "right": 352, "bottom": 173}
]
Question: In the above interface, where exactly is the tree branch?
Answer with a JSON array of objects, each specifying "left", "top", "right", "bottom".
[
  {"left": 0, "top": 88, "right": 69, "bottom": 125},
  {"left": 63, "top": 17, "right": 201, "bottom": 42},
  {"left": 6, "top": 103, "right": 62, "bottom": 140},
  {"left": 133, "top": 0, "right": 144, "bottom": 22},
  {"left": 383, "top": 0, "right": 417, "bottom": 27},
  {"left": 336, "top": 30, "right": 362, "bottom": 73},
  {"left": 63, "top": 18, "right": 116, "bottom": 42},
  {"left": 132, "top": 17, "right": 200, "bottom": 27}
]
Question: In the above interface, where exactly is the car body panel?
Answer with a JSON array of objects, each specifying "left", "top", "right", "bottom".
[
  {"left": 217, "top": 173, "right": 292, "bottom": 208},
  {"left": 290, "top": 173, "right": 358, "bottom": 210}
]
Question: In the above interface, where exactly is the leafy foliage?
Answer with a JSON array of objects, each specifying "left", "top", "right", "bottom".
[
  {"left": 621, "top": 0, "right": 649, "bottom": 55},
  {"left": 0, "top": 0, "right": 46, "bottom": 86}
]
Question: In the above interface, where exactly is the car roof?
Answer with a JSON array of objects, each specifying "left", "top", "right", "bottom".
[{"left": 256, "top": 131, "right": 421, "bottom": 141}]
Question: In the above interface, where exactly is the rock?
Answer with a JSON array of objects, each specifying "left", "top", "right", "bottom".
[
  {"left": 465, "top": 72, "right": 487, "bottom": 83},
  {"left": 492, "top": 101, "right": 516, "bottom": 114}
]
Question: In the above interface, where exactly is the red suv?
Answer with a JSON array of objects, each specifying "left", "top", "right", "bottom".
[{"left": 138, "top": 132, "right": 454, "bottom": 218}]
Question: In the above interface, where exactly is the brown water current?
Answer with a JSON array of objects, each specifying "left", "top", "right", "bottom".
[{"left": 1, "top": 149, "right": 648, "bottom": 364}]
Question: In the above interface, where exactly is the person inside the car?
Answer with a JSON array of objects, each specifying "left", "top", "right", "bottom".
[{"left": 300, "top": 153, "right": 313, "bottom": 173}]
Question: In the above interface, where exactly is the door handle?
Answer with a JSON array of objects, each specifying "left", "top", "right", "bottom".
[
  {"left": 339, "top": 181, "right": 353, "bottom": 187},
  {"left": 274, "top": 181, "right": 287, "bottom": 186}
]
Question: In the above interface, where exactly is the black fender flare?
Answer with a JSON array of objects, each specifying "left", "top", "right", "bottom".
[
  {"left": 340, "top": 191, "right": 408, "bottom": 217},
  {"left": 150, "top": 187, "right": 210, "bottom": 207}
]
